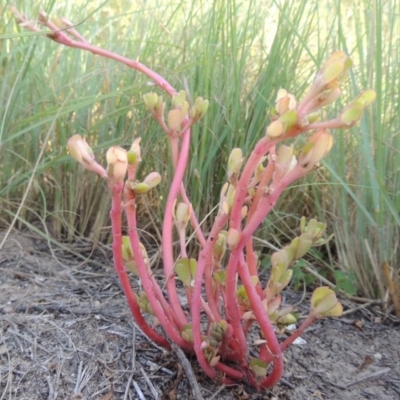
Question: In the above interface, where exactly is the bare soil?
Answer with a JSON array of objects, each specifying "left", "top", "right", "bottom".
[{"left": 1, "top": 231, "right": 399, "bottom": 400}]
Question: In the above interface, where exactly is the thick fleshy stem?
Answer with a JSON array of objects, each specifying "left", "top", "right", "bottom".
[
  {"left": 225, "top": 252, "right": 249, "bottom": 363},
  {"left": 191, "top": 214, "right": 231, "bottom": 378},
  {"left": 124, "top": 195, "right": 183, "bottom": 330},
  {"left": 229, "top": 136, "right": 275, "bottom": 231},
  {"left": 237, "top": 255, "right": 283, "bottom": 387},
  {"left": 36, "top": 16, "right": 177, "bottom": 97},
  {"left": 215, "top": 362, "right": 244, "bottom": 381},
  {"left": 247, "top": 147, "right": 276, "bottom": 220},
  {"left": 225, "top": 165, "right": 313, "bottom": 387},
  {"left": 122, "top": 189, "right": 192, "bottom": 349},
  {"left": 259, "top": 315, "right": 316, "bottom": 383},
  {"left": 162, "top": 130, "right": 192, "bottom": 327},
  {"left": 127, "top": 211, "right": 193, "bottom": 350},
  {"left": 109, "top": 181, "right": 170, "bottom": 349},
  {"left": 169, "top": 134, "right": 207, "bottom": 247},
  {"left": 279, "top": 314, "right": 315, "bottom": 353},
  {"left": 245, "top": 239, "right": 263, "bottom": 297},
  {"left": 203, "top": 213, "right": 230, "bottom": 319}
]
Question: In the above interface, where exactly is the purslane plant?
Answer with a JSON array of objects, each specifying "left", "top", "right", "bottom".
[{"left": 13, "top": 9, "right": 376, "bottom": 390}]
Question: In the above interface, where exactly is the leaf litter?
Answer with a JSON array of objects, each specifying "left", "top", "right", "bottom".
[{"left": 1, "top": 231, "right": 399, "bottom": 399}]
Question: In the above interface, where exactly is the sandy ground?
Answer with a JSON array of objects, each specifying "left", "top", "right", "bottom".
[{"left": 1, "top": 230, "right": 399, "bottom": 400}]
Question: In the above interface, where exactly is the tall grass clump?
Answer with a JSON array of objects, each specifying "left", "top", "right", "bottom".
[
  {"left": 1, "top": 0, "right": 398, "bottom": 301},
  {"left": 0, "top": 0, "right": 323, "bottom": 241},
  {"left": 305, "top": 0, "right": 400, "bottom": 300}
]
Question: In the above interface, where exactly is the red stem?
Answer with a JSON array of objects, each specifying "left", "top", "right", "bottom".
[
  {"left": 191, "top": 213, "right": 232, "bottom": 378},
  {"left": 237, "top": 255, "right": 284, "bottom": 387},
  {"left": 124, "top": 197, "right": 192, "bottom": 350},
  {"left": 279, "top": 315, "right": 315, "bottom": 353},
  {"left": 109, "top": 182, "right": 170, "bottom": 349},
  {"left": 225, "top": 251, "right": 249, "bottom": 362},
  {"left": 162, "top": 131, "right": 191, "bottom": 327}
]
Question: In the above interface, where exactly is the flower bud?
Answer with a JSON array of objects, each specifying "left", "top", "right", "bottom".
[
  {"left": 274, "top": 144, "right": 297, "bottom": 181},
  {"left": 275, "top": 88, "right": 297, "bottom": 116},
  {"left": 174, "top": 202, "right": 192, "bottom": 230},
  {"left": 171, "top": 90, "right": 187, "bottom": 107},
  {"left": 213, "top": 231, "right": 227, "bottom": 261},
  {"left": 129, "top": 137, "right": 142, "bottom": 164},
  {"left": 143, "top": 92, "right": 159, "bottom": 111},
  {"left": 219, "top": 183, "right": 236, "bottom": 215},
  {"left": 339, "top": 89, "right": 376, "bottom": 126},
  {"left": 106, "top": 146, "right": 128, "bottom": 182},
  {"left": 227, "top": 228, "right": 241, "bottom": 250},
  {"left": 131, "top": 182, "right": 151, "bottom": 195},
  {"left": 168, "top": 108, "right": 183, "bottom": 131},
  {"left": 315, "top": 51, "right": 352, "bottom": 90},
  {"left": 67, "top": 134, "right": 93, "bottom": 163},
  {"left": 189, "top": 97, "right": 209, "bottom": 120},
  {"left": 67, "top": 135, "right": 105, "bottom": 176},
  {"left": 266, "top": 119, "right": 284, "bottom": 138},
  {"left": 136, "top": 292, "right": 155, "bottom": 315},
  {"left": 266, "top": 110, "right": 298, "bottom": 139},
  {"left": 143, "top": 171, "right": 161, "bottom": 189},
  {"left": 227, "top": 148, "right": 243, "bottom": 185},
  {"left": 299, "top": 130, "right": 333, "bottom": 168}
]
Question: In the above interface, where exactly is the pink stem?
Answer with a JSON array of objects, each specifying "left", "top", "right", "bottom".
[
  {"left": 180, "top": 185, "right": 207, "bottom": 247},
  {"left": 169, "top": 135, "right": 206, "bottom": 247},
  {"left": 245, "top": 239, "right": 263, "bottom": 298},
  {"left": 259, "top": 315, "right": 316, "bottom": 388},
  {"left": 178, "top": 228, "right": 188, "bottom": 259},
  {"left": 204, "top": 214, "right": 230, "bottom": 319},
  {"left": 42, "top": 25, "right": 177, "bottom": 97},
  {"left": 237, "top": 255, "right": 283, "bottom": 387},
  {"left": 225, "top": 165, "right": 312, "bottom": 387},
  {"left": 215, "top": 362, "right": 244, "bottom": 380},
  {"left": 124, "top": 198, "right": 192, "bottom": 350},
  {"left": 306, "top": 117, "right": 343, "bottom": 131},
  {"left": 225, "top": 251, "right": 248, "bottom": 362},
  {"left": 191, "top": 214, "right": 232, "bottom": 379},
  {"left": 279, "top": 315, "right": 315, "bottom": 353},
  {"left": 230, "top": 136, "right": 275, "bottom": 230},
  {"left": 192, "top": 214, "right": 230, "bottom": 321},
  {"left": 162, "top": 131, "right": 192, "bottom": 326},
  {"left": 109, "top": 182, "right": 170, "bottom": 349}
]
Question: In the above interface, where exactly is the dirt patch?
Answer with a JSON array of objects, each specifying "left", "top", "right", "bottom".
[{"left": 1, "top": 231, "right": 399, "bottom": 399}]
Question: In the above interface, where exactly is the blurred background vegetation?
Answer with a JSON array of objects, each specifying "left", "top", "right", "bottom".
[{"left": 0, "top": 0, "right": 398, "bottom": 301}]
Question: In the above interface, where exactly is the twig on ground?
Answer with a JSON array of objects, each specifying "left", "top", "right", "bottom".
[
  {"left": 171, "top": 342, "right": 204, "bottom": 400},
  {"left": 140, "top": 364, "right": 159, "bottom": 399},
  {"left": 123, "top": 373, "right": 134, "bottom": 400},
  {"left": 322, "top": 367, "right": 391, "bottom": 389},
  {"left": 132, "top": 327, "right": 137, "bottom": 371},
  {"left": 208, "top": 384, "right": 226, "bottom": 400},
  {"left": 74, "top": 361, "right": 94, "bottom": 394},
  {"left": 8, "top": 329, "right": 52, "bottom": 354},
  {"left": 132, "top": 380, "right": 146, "bottom": 400},
  {"left": 46, "top": 376, "right": 56, "bottom": 400},
  {"left": 99, "top": 384, "right": 114, "bottom": 400},
  {"left": 342, "top": 300, "right": 382, "bottom": 316},
  {"left": 0, "top": 334, "right": 12, "bottom": 400}
]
